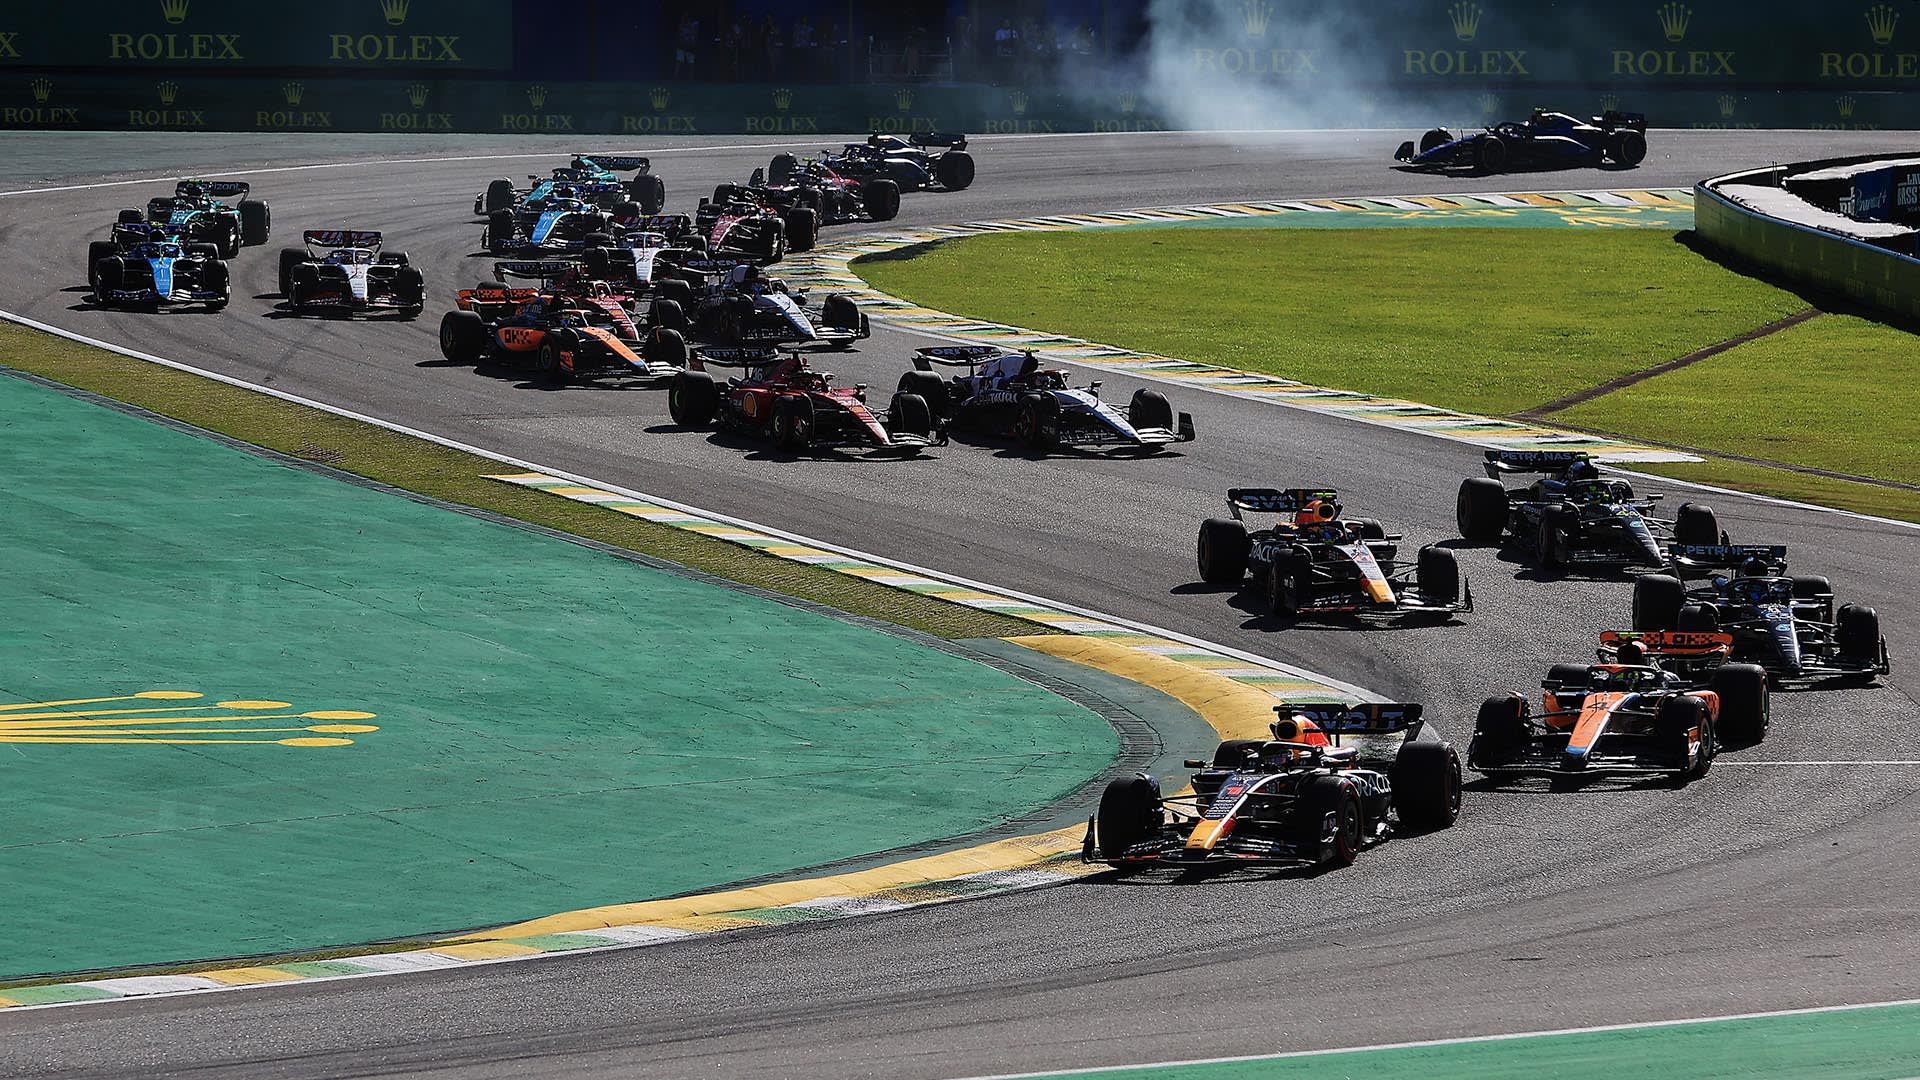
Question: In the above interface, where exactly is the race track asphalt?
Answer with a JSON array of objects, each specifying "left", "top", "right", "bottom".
[{"left": 1, "top": 128, "right": 1916, "bottom": 1080}]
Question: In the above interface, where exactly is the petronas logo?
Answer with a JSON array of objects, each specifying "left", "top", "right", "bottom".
[
  {"left": 0, "top": 691, "right": 380, "bottom": 748},
  {"left": 1658, "top": 2, "right": 1692, "bottom": 42}
]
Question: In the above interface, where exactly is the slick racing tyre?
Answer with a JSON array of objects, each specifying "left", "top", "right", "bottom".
[
  {"left": 783, "top": 207, "right": 818, "bottom": 253},
  {"left": 888, "top": 392, "right": 934, "bottom": 443},
  {"left": 934, "top": 151, "right": 976, "bottom": 191},
  {"left": 1673, "top": 502, "right": 1721, "bottom": 547},
  {"left": 772, "top": 393, "right": 814, "bottom": 452},
  {"left": 1265, "top": 554, "right": 1310, "bottom": 618},
  {"left": 1608, "top": 129, "right": 1648, "bottom": 166},
  {"left": 1095, "top": 775, "right": 1162, "bottom": 861},
  {"left": 648, "top": 298, "right": 689, "bottom": 334},
  {"left": 1475, "top": 133, "right": 1508, "bottom": 172},
  {"left": 1419, "top": 127, "right": 1453, "bottom": 154},
  {"left": 116, "top": 208, "right": 145, "bottom": 224},
  {"left": 278, "top": 247, "right": 307, "bottom": 296},
  {"left": 1536, "top": 504, "right": 1575, "bottom": 570},
  {"left": 438, "top": 310, "right": 487, "bottom": 363},
  {"left": 483, "top": 178, "right": 516, "bottom": 214},
  {"left": 822, "top": 294, "right": 861, "bottom": 332},
  {"left": 1390, "top": 741, "right": 1462, "bottom": 831},
  {"left": 1470, "top": 694, "right": 1530, "bottom": 775},
  {"left": 1836, "top": 604, "right": 1883, "bottom": 666},
  {"left": 631, "top": 174, "right": 666, "bottom": 215},
  {"left": 1416, "top": 545, "right": 1460, "bottom": 606},
  {"left": 1709, "top": 663, "right": 1770, "bottom": 745},
  {"left": 668, "top": 370, "right": 720, "bottom": 427},
  {"left": 645, "top": 327, "right": 689, "bottom": 369},
  {"left": 895, "top": 371, "right": 949, "bottom": 416},
  {"left": 1295, "top": 775, "right": 1362, "bottom": 868},
  {"left": 239, "top": 200, "right": 271, "bottom": 246},
  {"left": 1128, "top": 389, "right": 1174, "bottom": 433},
  {"left": 1632, "top": 574, "right": 1685, "bottom": 631},
  {"left": 768, "top": 153, "right": 799, "bottom": 185},
  {"left": 488, "top": 210, "right": 515, "bottom": 254},
  {"left": 861, "top": 179, "right": 901, "bottom": 222},
  {"left": 86, "top": 242, "right": 116, "bottom": 287},
  {"left": 1014, "top": 394, "right": 1057, "bottom": 452},
  {"left": 1196, "top": 518, "right": 1250, "bottom": 584},
  {"left": 1455, "top": 478, "right": 1508, "bottom": 542},
  {"left": 1656, "top": 696, "right": 1713, "bottom": 783},
  {"left": 655, "top": 278, "right": 694, "bottom": 309}
]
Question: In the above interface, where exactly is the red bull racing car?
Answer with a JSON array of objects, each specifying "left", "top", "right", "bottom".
[
  {"left": 1086, "top": 703, "right": 1461, "bottom": 872},
  {"left": 1198, "top": 489, "right": 1469, "bottom": 621}
]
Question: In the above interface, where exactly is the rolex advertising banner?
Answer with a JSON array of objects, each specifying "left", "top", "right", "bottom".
[{"left": 0, "top": 0, "right": 511, "bottom": 71}]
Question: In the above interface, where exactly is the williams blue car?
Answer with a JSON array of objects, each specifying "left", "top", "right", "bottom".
[
  {"left": 1395, "top": 110, "right": 1647, "bottom": 173},
  {"left": 90, "top": 226, "right": 231, "bottom": 309},
  {"left": 895, "top": 346, "right": 1193, "bottom": 453}
]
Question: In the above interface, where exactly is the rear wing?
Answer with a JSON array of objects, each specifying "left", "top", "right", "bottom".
[
  {"left": 574, "top": 153, "right": 651, "bottom": 173},
  {"left": 1283, "top": 702, "right": 1425, "bottom": 739},
  {"left": 912, "top": 345, "right": 1006, "bottom": 370},
  {"left": 492, "top": 260, "right": 577, "bottom": 282},
  {"left": 625, "top": 213, "right": 693, "bottom": 238},
  {"left": 908, "top": 131, "right": 968, "bottom": 150},
  {"left": 177, "top": 179, "right": 250, "bottom": 199},
  {"left": 689, "top": 346, "right": 784, "bottom": 372},
  {"left": 1667, "top": 543, "right": 1787, "bottom": 576},
  {"left": 304, "top": 229, "right": 382, "bottom": 251},
  {"left": 1598, "top": 629, "right": 1735, "bottom": 656},
  {"left": 1595, "top": 110, "right": 1647, "bottom": 132},
  {"left": 111, "top": 221, "right": 168, "bottom": 242},
  {"left": 1226, "top": 487, "right": 1337, "bottom": 518},
  {"left": 1482, "top": 449, "right": 1591, "bottom": 478}
]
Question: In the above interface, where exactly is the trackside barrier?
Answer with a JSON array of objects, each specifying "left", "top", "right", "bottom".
[{"left": 1697, "top": 159, "right": 1920, "bottom": 322}]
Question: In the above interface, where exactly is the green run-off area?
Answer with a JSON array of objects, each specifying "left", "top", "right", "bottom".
[
  {"left": 858, "top": 223, "right": 1920, "bottom": 522},
  {"left": 0, "top": 374, "right": 1115, "bottom": 979},
  {"left": 1016, "top": 1001, "right": 1920, "bottom": 1080}
]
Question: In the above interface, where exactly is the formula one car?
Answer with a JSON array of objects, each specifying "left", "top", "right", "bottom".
[
  {"left": 666, "top": 349, "right": 940, "bottom": 455},
  {"left": 694, "top": 185, "right": 817, "bottom": 261},
  {"left": 275, "top": 230, "right": 424, "bottom": 317},
  {"left": 483, "top": 195, "right": 617, "bottom": 256},
  {"left": 476, "top": 153, "right": 665, "bottom": 216},
  {"left": 1198, "top": 489, "right": 1469, "bottom": 621},
  {"left": 1456, "top": 451, "right": 1720, "bottom": 570},
  {"left": 770, "top": 132, "right": 975, "bottom": 193},
  {"left": 646, "top": 261, "right": 867, "bottom": 349},
  {"left": 144, "top": 180, "right": 270, "bottom": 257},
  {"left": 1468, "top": 653, "right": 1769, "bottom": 783},
  {"left": 1395, "top": 110, "right": 1648, "bottom": 173},
  {"left": 90, "top": 225, "right": 230, "bottom": 309},
  {"left": 896, "top": 346, "right": 1194, "bottom": 453},
  {"left": 1086, "top": 703, "right": 1461, "bottom": 871},
  {"left": 86, "top": 215, "right": 184, "bottom": 287},
  {"left": 1631, "top": 545, "right": 1890, "bottom": 684},
  {"left": 438, "top": 261, "right": 689, "bottom": 382},
  {"left": 747, "top": 162, "right": 902, "bottom": 229}
]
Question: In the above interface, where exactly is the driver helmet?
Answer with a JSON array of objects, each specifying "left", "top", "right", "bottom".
[
  {"left": 1579, "top": 483, "right": 1613, "bottom": 504},
  {"left": 1564, "top": 457, "right": 1600, "bottom": 481},
  {"left": 180, "top": 182, "right": 206, "bottom": 201},
  {"left": 1737, "top": 556, "right": 1772, "bottom": 578},
  {"left": 1615, "top": 639, "right": 1649, "bottom": 666}
]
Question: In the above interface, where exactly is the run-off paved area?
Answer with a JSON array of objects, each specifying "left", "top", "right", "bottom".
[{"left": 0, "top": 373, "right": 1115, "bottom": 980}]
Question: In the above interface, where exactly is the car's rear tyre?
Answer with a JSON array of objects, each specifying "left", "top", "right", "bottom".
[
  {"left": 483, "top": 178, "right": 516, "bottom": 214},
  {"left": 896, "top": 371, "right": 950, "bottom": 417},
  {"left": 1416, "top": 545, "right": 1460, "bottom": 605},
  {"left": 1837, "top": 604, "right": 1882, "bottom": 664},
  {"left": 1197, "top": 517, "right": 1251, "bottom": 584},
  {"left": 1676, "top": 603, "right": 1720, "bottom": 632},
  {"left": 1391, "top": 741, "right": 1462, "bottom": 831},
  {"left": 656, "top": 278, "right": 694, "bottom": 309},
  {"left": 1095, "top": 775, "right": 1162, "bottom": 861},
  {"left": 438, "top": 309, "right": 487, "bottom": 363},
  {"left": 1419, "top": 127, "right": 1453, "bottom": 154},
  {"left": 1536, "top": 505, "right": 1574, "bottom": 570},
  {"left": 1128, "top": 389, "right": 1174, "bottom": 432},
  {"left": 645, "top": 327, "right": 689, "bottom": 369},
  {"left": 783, "top": 207, "right": 818, "bottom": 253},
  {"left": 239, "top": 201, "right": 270, "bottom": 246},
  {"left": 1674, "top": 502, "right": 1721, "bottom": 547},
  {"left": 1710, "top": 663, "right": 1770, "bottom": 745},
  {"left": 1350, "top": 518, "right": 1386, "bottom": 541},
  {"left": 1544, "top": 662, "right": 1591, "bottom": 692},
  {"left": 648, "top": 298, "right": 688, "bottom": 333},
  {"left": 188, "top": 242, "right": 222, "bottom": 261},
  {"left": 1211, "top": 739, "right": 1265, "bottom": 769},
  {"left": 1632, "top": 574, "right": 1686, "bottom": 630},
  {"left": 1456, "top": 478, "right": 1507, "bottom": 542},
  {"left": 822, "top": 294, "right": 861, "bottom": 332},
  {"left": 1791, "top": 575, "right": 1832, "bottom": 599},
  {"left": 1295, "top": 775, "right": 1362, "bottom": 868},
  {"left": 1469, "top": 694, "right": 1529, "bottom": 772},
  {"left": 116, "top": 208, "right": 145, "bottom": 225},
  {"left": 667, "top": 370, "right": 719, "bottom": 427},
  {"left": 768, "top": 153, "right": 799, "bottom": 185},
  {"left": 889, "top": 392, "right": 933, "bottom": 442},
  {"left": 773, "top": 393, "right": 814, "bottom": 451},
  {"left": 277, "top": 247, "right": 307, "bottom": 296},
  {"left": 935, "top": 151, "right": 976, "bottom": 191},
  {"left": 861, "top": 179, "right": 901, "bottom": 222},
  {"left": 626, "top": 174, "right": 665, "bottom": 215},
  {"left": 583, "top": 248, "right": 612, "bottom": 280}
]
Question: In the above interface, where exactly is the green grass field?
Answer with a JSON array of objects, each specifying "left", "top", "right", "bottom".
[{"left": 859, "top": 227, "right": 1919, "bottom": 520}]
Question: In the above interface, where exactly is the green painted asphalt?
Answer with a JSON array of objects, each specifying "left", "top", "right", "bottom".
[
  {"left": 0, "top": 373, "right": 1116, "bottom": 979},
  {"left": 1007, "top": 1002, "right": 1920, "bottom": 1079}
]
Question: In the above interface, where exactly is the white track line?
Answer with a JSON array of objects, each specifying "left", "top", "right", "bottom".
[
  {"left": 944, "top": 996, "right": 1920, "bottom": 1080},
  {"left": 0, "top": 308, "right": 1379, "bottom": 703},
  {"left": 1717, "top": 759, "right": 1920, "bottom": 767}
]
